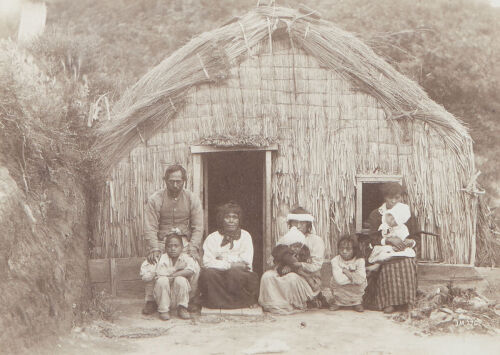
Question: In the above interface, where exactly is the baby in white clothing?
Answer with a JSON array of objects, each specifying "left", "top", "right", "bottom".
[{"left": 368, "top": 202, "right": 416, "bottom": 263}]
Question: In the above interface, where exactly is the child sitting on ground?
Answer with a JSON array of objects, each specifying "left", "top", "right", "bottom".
[
  {"left": 368, "top": 202, "right": 416, "bottom": 263},
  {"left": 329, "top": 235, "right": 367, "bottom": 312},
  {"left": 271, "top": 227, "right": 320, "bottom": 292},
  {"left": 140, "top": 233, "right": 200, "bottom": 321}
]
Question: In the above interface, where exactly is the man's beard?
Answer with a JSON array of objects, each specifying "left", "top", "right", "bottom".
[{"left": 167, "top": 186, "right": 182, "bottom": 197}]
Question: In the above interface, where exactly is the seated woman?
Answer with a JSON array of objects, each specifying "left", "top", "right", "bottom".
[
  {"left": 198, "top": 202, "right": 259, "bottom": 309},
  {"left": 271, "top": 227, "right": 319, "bottom": 291},
  {"left": 259, "top": 207, "right": 325, "bottom": 314},
  {"left": 364, "top": 182, "right": 418, "bottom": 313}
]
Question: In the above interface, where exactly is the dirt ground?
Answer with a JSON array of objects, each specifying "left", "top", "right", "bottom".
[{"left": 39, "top": 299, "right": 500, "bottom": 355}]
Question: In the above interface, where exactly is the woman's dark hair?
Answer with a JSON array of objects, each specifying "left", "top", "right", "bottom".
[
  {"left": 216, "top": 201, "right": 242, "bottom": 230},
  {"left": 380, "top": 182, "right": 404, "bottom": 198},
  {"left": 286, "top": 206, "right": 313, "bottom": 234},
  {"left": 337, "top": 235, "right": 361, "bottom": 259},
  {"left": 164, "top": 164, "right": 187, "bottom": 182}
]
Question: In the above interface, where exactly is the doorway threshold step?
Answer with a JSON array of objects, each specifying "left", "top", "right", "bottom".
[{"left": 201, "top": 307, "right": 263, "bottom": 316}]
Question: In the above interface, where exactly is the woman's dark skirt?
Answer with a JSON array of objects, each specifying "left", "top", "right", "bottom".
[
  {"left": 199, "top": 268, "right": 259, "bottom": 309},
  {"left": 364, "top": 257, "right": 417, "bottom": 310}
]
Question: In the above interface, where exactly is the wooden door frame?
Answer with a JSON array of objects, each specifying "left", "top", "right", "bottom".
[{"left": 190, "top": 144, "right": 277, "bottom": 271}]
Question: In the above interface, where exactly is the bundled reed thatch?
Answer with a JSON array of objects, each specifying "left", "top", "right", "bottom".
[
  {"left": 476, "top": 198, "right": 500, "bottom": 266},
  {"left": 199, "top": 134, "right": 276, "bottom": 147},
  {"left": 92, "top": 5, "right": 486, "bottom": 264},
  {"left": 95, "top": 6, "right": 470, "bottom": 171},
  {"left": 96, "top": 40, "right": 230, "bottom": 171}
]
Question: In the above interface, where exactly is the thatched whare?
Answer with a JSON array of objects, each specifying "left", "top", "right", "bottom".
[{"left": 92, "top": 5, "right": 488, "bottom": 269}]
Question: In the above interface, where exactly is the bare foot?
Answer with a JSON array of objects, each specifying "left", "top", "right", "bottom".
[
  {"left": 249, "top": 303, "right": 260, "bottom": 309},
  {"left": 383, "top": 306, "right": 395, "bottom": 314},
  {"left": 353, "top": 304, "right": 364, "bottom": 312},
  {"left": 329, "top": 304, "right": 340, "bottom": 311}
]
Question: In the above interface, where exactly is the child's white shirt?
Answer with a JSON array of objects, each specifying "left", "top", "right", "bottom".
[
  {"left": 140, "top": 252, "right": 199, "bottom": 282},
  {"left": 330, "top": 255, "right": 366, "bottom": 286}
]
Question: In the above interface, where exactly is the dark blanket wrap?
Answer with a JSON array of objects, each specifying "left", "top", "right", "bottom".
[{"left": 199, "top": 268, "right": 259, "bottom": 309}]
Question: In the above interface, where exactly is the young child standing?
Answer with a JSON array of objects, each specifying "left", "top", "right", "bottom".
[
  {"left": 368, "top": 202, "right": 416, "bottom": 263},
  {"left": 329, "top": 236, "right": 367, "bottom": 312},
  {"left": 140, "top": 233, "right": 200, "bottom": 321}
]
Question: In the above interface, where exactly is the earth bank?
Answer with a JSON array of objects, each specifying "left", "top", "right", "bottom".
[{"left": 0, "top": 166, "right": 90, "bottom": 354}]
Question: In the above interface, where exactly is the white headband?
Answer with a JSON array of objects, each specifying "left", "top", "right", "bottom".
[{"left": 286, "top": 213, "right": 314, "bottom": 222}]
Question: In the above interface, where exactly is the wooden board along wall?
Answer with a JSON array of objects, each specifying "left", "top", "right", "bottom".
[
  {"left": 89, "top": 258, "right": 484, "bottom": 299},
  {"left": 89, "top": 257, "right": 144, "bottom": 298}
]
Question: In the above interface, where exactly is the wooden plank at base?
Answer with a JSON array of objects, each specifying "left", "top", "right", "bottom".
[
  {"left": 117, "top": 280, "right": 145, "bottom": 299},
  {"left": 88, "top": 259, "right": 110, "bottom": 283},
  {"left": 89, "top": 257, "right": 144, "bottom": 283},
  {"left": 110, "top": 258, "right": 118, "bottom": 296},
  {"left": 201, "top": 307, "right": 263, "bottom": 316},
  {"left": 417, "top": 263, "right": 482, "bottom": 282},
  {"left": 320, "top": 262, "right": 483, "bottom": 288},
  {"left": 91, "top": 282, "right": 111, "bottom": 294},
  {"left": 116, "top": 257, "right": 144, "bottom": 281},
  {"left": 89, "top": 258, "right": 144, "bottom": 298},
  {"left": 89, "top": 259, "right": 485, "bottom": 300}
]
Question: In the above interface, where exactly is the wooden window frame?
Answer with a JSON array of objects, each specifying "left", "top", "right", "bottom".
[{"left": 355, "top": 174, "right": 403, "bottom": 233}]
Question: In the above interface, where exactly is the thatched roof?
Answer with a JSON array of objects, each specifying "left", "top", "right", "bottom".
[{"left": 95, "top": 5, "right": 471, "bottom": 172}]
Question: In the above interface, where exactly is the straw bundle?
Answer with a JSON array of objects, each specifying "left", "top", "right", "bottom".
[
  {"left": 199, "top": 134, "right": 276, "bottom": 147},
  {"left": 95, "top": 6, "right": 471, "bottom": 172},
  {"left": 96, "top": 41, "right": 229, "bottom": 170},
  {"left": 475, "top": 197, "right": 500, "bottom": 266},
  {"left": 91, "top": 6, "right": 482, "bottom": 263}
]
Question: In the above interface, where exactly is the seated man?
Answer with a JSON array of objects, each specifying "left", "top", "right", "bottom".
[{"left": 142, "top": 164, "right": 203, "bottom": 315}]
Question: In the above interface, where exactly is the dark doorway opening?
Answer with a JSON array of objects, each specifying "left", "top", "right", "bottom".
[
  {"left": 361, "top": 183, "right": 385, "bottom": 229},
  {"left": 206, "top": 151, "right": 264, "bottom": 275}
]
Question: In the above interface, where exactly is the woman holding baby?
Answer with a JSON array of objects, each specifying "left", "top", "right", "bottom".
[
  {"left": 364, "top": 182, "right": 418, "bottom": 313},
  {"left": 258, "top": 207, "right": 325, "bottom": 314}
]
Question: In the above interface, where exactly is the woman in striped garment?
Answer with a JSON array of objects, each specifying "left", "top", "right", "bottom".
[{"left": 364, "top": 182, "right": 418, "bottom": 313}]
